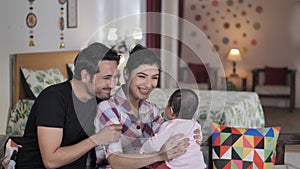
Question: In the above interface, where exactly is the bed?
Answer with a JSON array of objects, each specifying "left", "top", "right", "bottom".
[{"left": 7, "top": 50, "right": 79, "bottom": 136}]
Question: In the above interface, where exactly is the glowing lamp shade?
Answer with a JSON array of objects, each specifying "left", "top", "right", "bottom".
[
  {"left": 227, "top": 48, "right": 242, "bottom": 77},
  {"left": 227, "top": 48, "right": 242, "bottom": 62}
]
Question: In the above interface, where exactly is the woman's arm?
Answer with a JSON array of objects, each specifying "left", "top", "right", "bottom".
[
  {"left": 108, "top": 134, "right": 189, "bottom": 169},
  {"left": 38, "top": 124, "right": 121, "bottom": 168},
  {"left": 140, "top": 123, "right": 172, "bottom": 153}
]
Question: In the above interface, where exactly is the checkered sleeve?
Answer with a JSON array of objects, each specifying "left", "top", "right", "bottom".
[
  {"left": 94, "top": 100, "right": 122, "bottom": 158},
  {"left": 151, "top": 105, "right": 164, "bottom": 133}
]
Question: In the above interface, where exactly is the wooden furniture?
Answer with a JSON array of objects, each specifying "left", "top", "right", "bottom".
[
  {"left": 12, "top": 50, "right": 79, "bottom": 106},
  {"left": 276, "top": 132, "right": 300, "bottom": 165},
  {"left": 178, "top": 66, "right": 219, "bottom": 90},
  {"left": 225, "top": 75, "right": 247, "bottom": 91},
  {"left": 252, "top": 68, "right": 296, "bottom": 111}
]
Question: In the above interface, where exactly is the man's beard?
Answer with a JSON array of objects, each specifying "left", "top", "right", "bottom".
[
  {"left": 96, "top": 94, "right": 110, "bottom": 104},
  {"left": 96, "top": 89, "right": 111, "bottom": 100}
]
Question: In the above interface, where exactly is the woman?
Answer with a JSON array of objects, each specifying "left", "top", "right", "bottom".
[{"left": 94, "top": 45, "right": 192, "bottom": 169}]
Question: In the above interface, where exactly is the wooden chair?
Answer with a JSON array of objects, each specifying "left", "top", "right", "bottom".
[
  {"left": 252, "top": 68, "right": 296, "bottom": 112},
  {"left": 276, "top": 132, "right": 300, "bottom": 165}
]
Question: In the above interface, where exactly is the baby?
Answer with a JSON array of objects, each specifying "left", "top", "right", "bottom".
[{"left": 140, "top": 89, "right": 206, "bottom": 169}]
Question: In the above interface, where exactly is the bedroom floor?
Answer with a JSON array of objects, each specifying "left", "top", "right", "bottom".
[
  {"left": 264, "top": 106, "right": 300, "bottom": 133},
  {"left": 264, "top": 106, "right": 300, "bottom": 169}
]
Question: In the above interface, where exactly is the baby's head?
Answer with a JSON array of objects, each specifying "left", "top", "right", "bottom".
[{"left": 165, "top": 89, "right": 199, "bottom": 120}]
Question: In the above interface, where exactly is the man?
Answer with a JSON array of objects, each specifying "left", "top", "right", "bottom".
[{"left": 16, "top": 42, "right": 122, "bottom": 169}]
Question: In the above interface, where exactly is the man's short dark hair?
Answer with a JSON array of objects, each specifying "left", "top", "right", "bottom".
[{"left": 73, "top": 42, "right": 120, "bottom": 80}]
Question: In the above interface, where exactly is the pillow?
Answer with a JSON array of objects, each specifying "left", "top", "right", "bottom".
[
  {"left": 66, "top": 63, "right": 75, "bottom": 79},
  {"left": 21, "top": 67, "right": 67, "bottom": 99},
  {"left": 1, "top": 138, "right": 21, "bottom": 169},
  {"left": 0, "top": 135, "right": 10, "bottom": 165},
  {"left": 6, "top": 99, "right": 34, "bottom": 136},
  {"left": 188, "top": 63, "right": 209, "bottom": 83},
  {"left": 211, "top": 123, "right": 280, "bottom": 169},
  {"left": 264, "top": 66, "right": 288, "bottom": 85}
]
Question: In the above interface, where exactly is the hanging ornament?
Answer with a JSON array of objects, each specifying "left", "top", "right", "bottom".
[
  {"left": 26, "top": 0, "right": 37, "bottom": 47},
  {"left": 59, "top": 0, "right": 66, "bottom": 48}
]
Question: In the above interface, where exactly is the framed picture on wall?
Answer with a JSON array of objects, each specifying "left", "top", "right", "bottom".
[{"left": 67, "top": 0, "right": 77, "bottom": 28}]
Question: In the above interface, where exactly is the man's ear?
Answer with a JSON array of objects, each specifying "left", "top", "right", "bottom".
[{"left": 80, "top": 69, "right": 90, "bottom": 83}]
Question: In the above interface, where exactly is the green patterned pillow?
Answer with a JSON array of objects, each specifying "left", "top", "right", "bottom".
[
  {"left": 211, "top": 123, "right": 280, "bottom": 169},
  {"left": 6, "top": 99, "right": 34, "bottom": 136},
  {"left": 21, "top": 67, "right": 67, "bottom": 99}
]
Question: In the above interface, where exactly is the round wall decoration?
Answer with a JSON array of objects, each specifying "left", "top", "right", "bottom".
[
  {"left": 26, "top": 13, "right": 37, "bottom": 28},
  {"left": 59, "top": 0, "right": 66, "bottom": 5}
]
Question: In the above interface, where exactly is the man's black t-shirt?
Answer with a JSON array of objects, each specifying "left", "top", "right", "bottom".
[{"left": 16, "top": 81, "right": 97, "bottom": 169}]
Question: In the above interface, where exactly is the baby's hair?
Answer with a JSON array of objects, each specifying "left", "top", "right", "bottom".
[{"left": 167, "top": 89, "right": 199, "bottom": 119}]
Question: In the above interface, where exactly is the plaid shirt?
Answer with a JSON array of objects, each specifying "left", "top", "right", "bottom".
[{"left": 95, "top": 86, "right": 164, "bottom": 157}]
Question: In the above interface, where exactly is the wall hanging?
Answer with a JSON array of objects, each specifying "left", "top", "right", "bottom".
[
  {"left": 59, "top": 0, "right": 66, "bottom": 48},
  {"left": 67, "top": 0, "right": 78, "bottom": 28},
  {"left": 26, "top": 0, "right": 37, "bottom": 47}
]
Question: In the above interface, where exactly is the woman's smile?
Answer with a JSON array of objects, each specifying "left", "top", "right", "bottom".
[{"left": 138, "top": 86, "right": 151, "bottom": 95}]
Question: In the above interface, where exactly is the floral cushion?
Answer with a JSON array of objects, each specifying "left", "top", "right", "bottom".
[
  {"left": 21, "top": 67, "right": 67, "bottom": 99},
  {"left": 6, "top": 99, "right": 34, "bottom": 136},
  {"left": 211, "top": 123, "right": 280, "bottom": 169}
]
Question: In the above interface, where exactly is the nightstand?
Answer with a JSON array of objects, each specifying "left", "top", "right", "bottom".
[{"left": 225, "top": 75, "right": 247, "bottom": 91}]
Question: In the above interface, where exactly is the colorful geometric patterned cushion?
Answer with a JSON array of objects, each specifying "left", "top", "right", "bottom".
[{"left": 211, "top": 123, "right": 281, "bottom": 169}]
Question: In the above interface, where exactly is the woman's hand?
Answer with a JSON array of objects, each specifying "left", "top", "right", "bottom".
[
  {"left": 193, "top": 129, "right": 202, "bottom": 150},
  {"left": 159, "top": 134, "right": 189, "bottom": 161},
  {"left": 193, "top": 129, "right": 201, "bottom": 144}
]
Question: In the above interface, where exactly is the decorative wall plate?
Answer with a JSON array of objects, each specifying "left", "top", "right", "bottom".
[
  {"left": 26, "top": 12, "right": 37, "bottom": 28},
  {"left": 58, "top": 0, "right": 66, "bottom": 5}
]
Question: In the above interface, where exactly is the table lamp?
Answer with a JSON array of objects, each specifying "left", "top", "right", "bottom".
[{"left": 227, "top": 48, "right": 242, "bottom": 77}]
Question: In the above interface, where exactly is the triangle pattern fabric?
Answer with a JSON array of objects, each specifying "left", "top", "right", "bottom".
[
  {"left": 255, "top": 137, "right": 264, "bottom": 149},
  {"left": 220, "top": 146, "right": 232, "bottom": 159},
  {"left": 243, "top": 149, "right": 254, "bottom": 162},
  {"left": 243, "top": 136, "right": 254, "bottom": 148},
  {"left": 233, "top": 136, "right": 243, "bottom": 147}
]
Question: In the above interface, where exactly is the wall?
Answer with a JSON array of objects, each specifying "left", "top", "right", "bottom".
[
  {"left": 0, "top": 0, "right": 144, "bottom": 134},
  {"left": 0, "top": 0, "right": 10, "bottom": 134},
  {"left": 181, "top": 0, "right": 300, "bottom": 108}
]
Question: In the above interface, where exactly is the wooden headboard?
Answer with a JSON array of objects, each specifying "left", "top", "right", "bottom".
[{"left": 12, "top": 50, "right": 79, "bottom": 106}]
